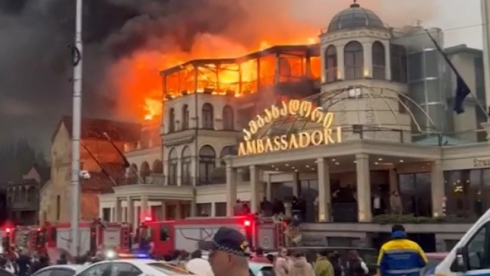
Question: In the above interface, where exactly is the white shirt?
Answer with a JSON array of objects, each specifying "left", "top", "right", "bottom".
[{"left": 186, "top": 258, "right": 213, "bottom": 276}]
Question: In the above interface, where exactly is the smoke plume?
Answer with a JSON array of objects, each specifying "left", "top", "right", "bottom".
[{"left": 0, "top": 0, "right": 437, "bottom": 152}]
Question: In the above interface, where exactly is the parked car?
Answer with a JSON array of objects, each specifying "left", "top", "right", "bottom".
[{"left": 32, "top": 265, "right": 83, "bottom": 276}]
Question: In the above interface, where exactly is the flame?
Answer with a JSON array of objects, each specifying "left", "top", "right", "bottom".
[
  {"left": 143, "top": 98, "right": 163, "bottom": 121},
  {"left": 110, "top": 25, "right": 321, "bottom": 121}
]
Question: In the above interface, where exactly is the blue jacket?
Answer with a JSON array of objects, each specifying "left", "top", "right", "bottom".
[{"left": 377, "top": 231, "right": 427, "bottom": 276}]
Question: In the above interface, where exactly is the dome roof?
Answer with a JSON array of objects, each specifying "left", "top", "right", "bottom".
[{"left": 327, "top": 3, "right": 385, "bottom": 33}]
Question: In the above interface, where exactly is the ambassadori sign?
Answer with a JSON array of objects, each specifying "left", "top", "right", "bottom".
[{"left": 238, "top": 100, "right": 342, "bottom": 156}]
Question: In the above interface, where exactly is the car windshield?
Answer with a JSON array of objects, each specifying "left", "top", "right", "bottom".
[
  {"left": 421, "top": 259, "right": 443, "bottom": 276},
  {"left": 148, "top": 263, "right": 193, "bottom": 275}
]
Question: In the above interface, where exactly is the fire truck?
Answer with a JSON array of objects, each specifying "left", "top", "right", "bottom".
[
  {"left": 136, "top": 215, "right": 285, "bottom": 256},
  {"left": 1, "top": 220, "right": 131, "bottom": 255}
]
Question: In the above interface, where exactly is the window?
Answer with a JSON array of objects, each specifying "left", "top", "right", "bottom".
[
  {"left": 222, "top": 105, "right": 234, "bottom": 130},
  {"left": 390, "top": 44, "right": 407, "bottom": 83},
  {"left": 197, "top": 203, "right": 212, "bottom": 216},
  {"left": 77, "top": 263, "right": 111, "bottom": 276},
  {"left": 102, "top": 208, "right": 111, "bottom": 222},
  {"left": 465, "top": 223, "right": 489, "bottom": 270},
  {"left": 168, "top": 148, "right": 178, "bottom": 186},
  {"left": 398, "top": 173, "right": 432, "bottom": 217},
  {"left": 215, "top": 202, "right": 227, "bottom": 217},
  {"left": 324, "top": 45, "right": 337, "bottom": 82},
  {"left": 140, "top": 161, "right": 150, "bottom": 179},
  {"left": 147, "top": 263, "right": 193, "bottom": 275},
  {"left": 181, "top": 146, "right": 192, "bottom": 186},
  {"left": 344, "top": 41, "right": 364, "bottom": 80},
  {"left": 168, "top": 108, "right": 175, "bottom": 132},
  {"left": 202, "top": 103, "right": 214, "bottom": 129},
  {"left": 51, "top": 269, "right": 77, "bottom": 276},
  {"left": 199, "top": 146, "right": 216, "bottom": 185},
  {"left": 159, "top": 226, "right": 170, "bottom": 241},
  {"left": 372, "top": 41, "right": 385, "bottom": 80},
  {"left": 220, "top": 145, "right": 237, "bottom": 166},
  {"left": 182, "top": 105, "right": 189, "bottom": 130},
  {"left": 111, "top": 263, "right": 143, "bottom": 276},
  {"left": 56, "top": 195, "right": 61, "bottom": 220}
]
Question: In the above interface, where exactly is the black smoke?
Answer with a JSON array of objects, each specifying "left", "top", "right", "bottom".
[{"left": 0, "top": 0, "right": 248, "bottom": 152}]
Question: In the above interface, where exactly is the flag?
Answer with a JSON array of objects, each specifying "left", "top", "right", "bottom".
[
  {"left": 103, "top": 132, "right": 130, "bottom": 168},
  {"left": 425, "top": 30, "right": 471, "bottom": 114}
]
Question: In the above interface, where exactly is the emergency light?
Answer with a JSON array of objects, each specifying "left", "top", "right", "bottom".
[
  {"left": 5, "top": 228, "right": 10, "bottom": 233},
  {"left": 243, "top": 220, "right": 251, "bottom": 227},
  {"left": 118, "top": 253, "right": 150, "bottom": 259},
  {"left": 144, "top": 216, "right": 152, "bottom": 222}
]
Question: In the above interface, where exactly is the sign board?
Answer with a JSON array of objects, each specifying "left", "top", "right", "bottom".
[{"left": 238, "top": 100, "right": 342, "bottom": 156}]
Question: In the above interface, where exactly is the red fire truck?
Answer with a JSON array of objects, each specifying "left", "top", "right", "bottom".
[{"left": 137, "top": 215, "right": 285, "bottom": 256}]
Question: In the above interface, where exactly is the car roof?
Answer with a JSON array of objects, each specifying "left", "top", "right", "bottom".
[
  {"left": 425, "top": 252, "right": 448, "bottom": 259},
  {"left": 37, "top": 265, "right": 83, "bottom": 273}
]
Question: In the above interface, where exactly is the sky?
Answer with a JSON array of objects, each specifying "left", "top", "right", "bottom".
[{"left": 0, "top": 0, "right": 486, "bottom": 154}]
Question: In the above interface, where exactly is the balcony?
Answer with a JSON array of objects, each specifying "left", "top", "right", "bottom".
[{"left": 10, "top": 200, "right": 39, "bottom": 211}]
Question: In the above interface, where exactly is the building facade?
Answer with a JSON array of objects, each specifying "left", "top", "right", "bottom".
[{"left": 99, "top": 3, "right": 490, "bottom": 251}]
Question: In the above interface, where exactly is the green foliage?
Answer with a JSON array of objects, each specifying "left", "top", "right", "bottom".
[
  {"left": 0, "top": 138, "right": 47, "bottom": 183},
  {"left": 372, "top": 214, "right": 478, "bottom": 224}
]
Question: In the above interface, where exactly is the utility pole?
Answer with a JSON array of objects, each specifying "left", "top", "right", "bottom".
[
  {"left": 70, "top": 0, "right": 83, "bottom": 257},
  {"left": 481, "top": 0, "right": 490, "bottom": 118}
]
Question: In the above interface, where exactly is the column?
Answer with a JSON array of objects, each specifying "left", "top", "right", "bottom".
[
  {"left": 481, "top": 122, "right": 490, "bottom": 141},
  {"left": 337, "top": 44, "right": 345, "bottom": 80},
  {"left": 265, "top": 174, "right": 272, "bottom": 201},
  {"left": 431, "top": 159, "right": 445, "bottom": 217},
  {"left": 140, "top": 195, "right": 149, "bottom": 220},
  {"left": 177, "top": 158, "right": 182, "bottom": 186},
  {"left": 211, "top": 202, "right": 216, "bottom": 217},
  {"left": 356, "top": 154, "right": 372, "bottom": 222},
  {"left": 317, "top": 158, "right": 331, "bottom": 222},
  {"left": 127, "top": 196, "right": 133, "bottom": 225},
  {"left": 292, "top": 173, "right": 299, "bottom": 197},
  {"left": 175, "top": 201, "right": 182, "bottom": 219},
  {"left": 383, "top": 41, "right": 392, "bottom": 80},
  {"left": 250, "top": 165, "right": 260, "bottom": 213},
  {"left": 480, "top": 0, "right": 490, "bottom": 110},
  {"left": 362, "top": 42, "right": 373, "bottom": 78},
  {"left": 114, "top": 198, "right": 122, "bottom": 222},
  {"left": 389, "top": 168, "right": 398, "bottom": 193},
  {"left": 226, "top": 165, "right": 237, "bottom": 216},
  {"left": 160, "top": 201, "right": 166, "bottom": 220}
]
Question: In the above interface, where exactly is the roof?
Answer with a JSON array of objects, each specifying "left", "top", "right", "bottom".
[
  {"left": 327, "top": 3, "right": 385, "bottom": 33},
  {"left": 53, "top": 116, "right": 141, "bottom": 142},
  {"left": 81, "top": 162, "right": 126, "bottom": 192},
  {"left": 445, "top": 44, "right": 483, "bottom": 56}
]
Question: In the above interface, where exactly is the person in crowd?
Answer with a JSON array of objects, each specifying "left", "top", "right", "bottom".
[
  {"left": 328, "top": 252, "right": 343, "bottom": 276},
  {"left": 31, "top": 254, "right": 50, "bottom": 274},
  {"left": 273, "top": 199, "right": 285, "bottom": 215},
  {"left": 176, "top": 251, "right": 190, "bottom": 268},
  {"left": 345, "top": 250, "right": 368, "bottom": 276},
  {"left": 290, "top": 251, "right": 314, "bottom": 276},
  {"left": 234, "top": 199, "right": 244, "bottom": 215},
  {"left": 260, "top": 197, "right": 273, "bottom": 217},
  {"left": 314, "top": 249, "right": 334, "bottom": 276},
  {"left": 186, "top": 250, "right": 213, "bottom": 276},
  {"left": 274, "top": 247, "right": 290, "bottom": 276},
  {"left": 57, "top": 253, "right": 68, "bottom": 265},
  {"left": 266, "top": 254, "right": 275, "bottom": 264},
  {"left": 16, "top": 249, "right": 31, "bottom": 276},
  {"left": 251, "top": 248, "right": 269, "bottom": 263},
  {"left": 378, "top": 224, "right": 427, "bottom": 276},
  {"left": 199, "top": 227, "right": 250, "bottom": 276},
  {"left": 0, "top": 256, "right": 15, "bottom": 274},
  {"left": 390, "top": 191, "right": 402, "bottom": 215}
]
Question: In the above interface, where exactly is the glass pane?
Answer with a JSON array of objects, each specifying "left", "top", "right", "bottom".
[
  {"left": 426, "top": 79, "right": 442, "bottom": 102},
  {"left": 424, "top": 50, "right": 439, "bottom": 78},
  {"left": 408, "top": 52, "right": 423, "bottom": 81}
]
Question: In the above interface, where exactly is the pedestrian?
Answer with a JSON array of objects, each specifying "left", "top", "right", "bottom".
[
  {"left": 290, "top": 251, "right": 314, "bottom": 276},
  {"left": 199, "top": 227, "right": 250, "bottom": 276},
  {"left": 16, "top": 249, "right": 31, "bottom": 276},
  {"left": 57, "top": 253, "right": 68, "bottom": 265},
  {"left": 345, "top": 250, "right": 368, "bottom": 276},
  {"left": 251, "top": 248, "right": 269, "bottom": 263},
  {"left": 186, "top": 250, "right": 213, "bottom": 276},
  {"left": 377, "top": 224, "right": 427, "bottom": 276},
  {"left": 314, "top": 249, "right": 334, "bottom": 276},
  {"left": 274, "top": 247, "right": 290, "bottom": 276}
]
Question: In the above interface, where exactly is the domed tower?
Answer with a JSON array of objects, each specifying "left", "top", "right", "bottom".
[{"left": 316, "top": 1, "right": 414, "bottom": 143}]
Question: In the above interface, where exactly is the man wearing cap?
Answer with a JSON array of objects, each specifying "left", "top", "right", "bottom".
[
  {"left": 377, "top": 224, "right": 427, "bottom": 276},
  {"left": 199, "top": 227, "right": 251, "bottom": 276}
]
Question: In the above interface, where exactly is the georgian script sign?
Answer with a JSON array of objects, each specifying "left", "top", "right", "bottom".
[
  {"left": 238, "top": 100, "right": 342, "bottom": 156},
  {"left": 474, "top": 158, "right": 490, "bottom": 168}
]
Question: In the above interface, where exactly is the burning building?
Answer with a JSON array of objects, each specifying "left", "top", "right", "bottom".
[{"left": 101, "top": 2, "right": 490, "bottom": 250}]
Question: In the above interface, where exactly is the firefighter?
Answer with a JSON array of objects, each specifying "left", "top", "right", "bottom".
[{"left": 377, "top": 224, "right": 427, "bottom": 276}]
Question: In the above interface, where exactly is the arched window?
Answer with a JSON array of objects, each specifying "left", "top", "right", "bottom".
[
  {"left": 152, "top": 159, "right": 163, "bottom": 174},
  {"left": 220, "top": 146, "right": 237, "bottom": 166},
  {"left": 181, "top": 146, "right": 192, "bottom": 186},
  {"left": 140, "top": 161, "right": 150, "bottom": 179},
  {"left": 344, "top": 41, "right": 364, "bottom": 80},
  {"left": 182, "top": 105, "right": 189, "bottom": 130},
  {"left": 372, "top": 41, "right": 386, "bottom": 80},
  {"left": 128, "top": 163, "right": 138, "bottom": 183},
  {"left": 56, "top": 195, "right": 61, "bottom": 220},
  {"left": 222, "top": 105, "right": 234, "bottom": 130},
  {"left": 324, "top": 45, "right": 337, "bottom": 82},
  {"left": 168, "top": 108, "right": 175, "bottom": 132},
  {"left": 202, "top": 103, "right": 214, "bottom": 129},
  {"left": 168, "top": 148, "right": 178, "bottom": 185},
  {"left": 199, "top": 146, "right": 216, "bottom": 185}
]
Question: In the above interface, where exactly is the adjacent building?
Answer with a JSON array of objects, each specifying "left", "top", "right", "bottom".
[{"left": 99, "top": 3, "right": 490, "bottom": 251}]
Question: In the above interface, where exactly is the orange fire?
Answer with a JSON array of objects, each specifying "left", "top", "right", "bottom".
[{"left": 112, "top": 30, "right": 321, "bottom": 121}]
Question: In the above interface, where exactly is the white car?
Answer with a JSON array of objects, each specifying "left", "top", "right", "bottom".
[
  {"left": 74, "top": 259, "right": 193, "bottom": 276},
  {"left": 32, "top": 265, "right": 84, "bottom": 276}
]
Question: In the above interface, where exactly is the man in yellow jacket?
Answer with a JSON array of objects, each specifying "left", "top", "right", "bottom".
[
  {"left": 377, "top": 225, "right": 427, "bottom": 276},
  {"left": 314, "top": 249, "right": 334, "bottom": 276}
]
